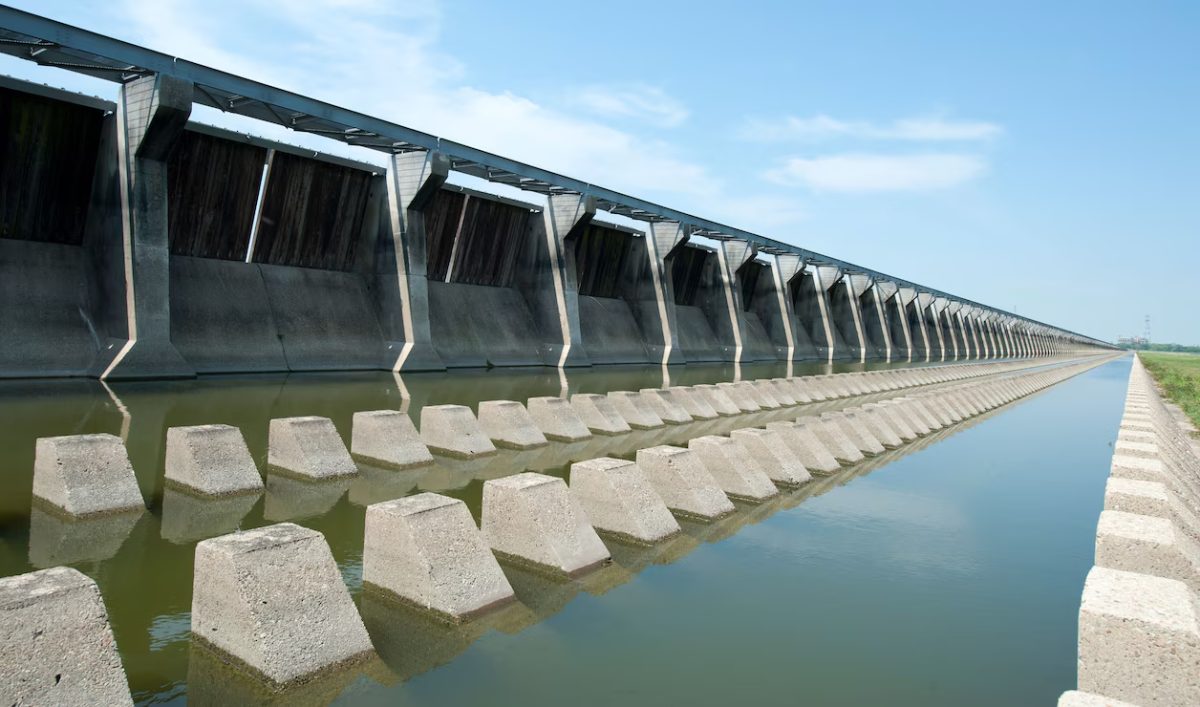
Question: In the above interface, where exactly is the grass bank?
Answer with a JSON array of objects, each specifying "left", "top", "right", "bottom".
[{"left": 1140, "top": 352, "right": 1200, "bottom": 431}]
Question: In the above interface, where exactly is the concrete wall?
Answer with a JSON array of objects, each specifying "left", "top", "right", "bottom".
[
  {"left": 827, "top": 279, "right": 862, "bottom": 361},
  {"left": 669, "top": 245, "right": 735, "bottom": 363},
  {"left": 572, "top": 223, "right": 655, "bottom": 365},
  {"left": 735, "top": 259, "right": 784, "bottom": 362},
  {"left": 789, "top": 269, "right": 830, "bottom": 361}
]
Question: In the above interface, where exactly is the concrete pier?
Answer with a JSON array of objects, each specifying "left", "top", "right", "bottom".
[
  {"left": 477, "top": 400, "right": 549, "bottom": 450},
  {"left": 420, "top": 405, "right": 498, "bottom": 458},
  {"left": 33, "top": 434, "right": 144, "bottom": 517},
  {"left": 635, "top": 445, "right": 735, "bottom": 520},
  {"left": 729, "top": 428, "right": 812, "bottom": 486},
  {"left": 351, "top": 410, "right": 435, "bottom": 469},
  {"left": 569, "top": 457, "right": 681, "bottom": 544},
  {"left": 0, "top": 567, "right": 133, "bottom": 706},
  {"left": 481, "top": 472, "right": 611, "bottom": 576},
  {"left": 268, "top": 416, "right": 358, "bottom": 480},
  {"left": 688, "top": 435, "right": 779, "bottom": 501},
  {"left": 569, "top": 394, "right": 631, "bottom": 435},
  {"left": 363, "top": 493, "right": 515, "bottom": 621},
  {"left": 526, "top": 397, "right": 593, "bottom": 442},
  {"left": 165, "top": 424, "right": 263, "bottom": 496},
  {"left": 191, "top": 523, "right": 374, "bottom": 686}
]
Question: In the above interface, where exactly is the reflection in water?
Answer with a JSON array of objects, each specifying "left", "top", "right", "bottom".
[
  {"left": 159, "top": 489, "right": 260, "bottom": 544},
  {"left": 28, "top": 506, "right": 142, "bottom": 568}
]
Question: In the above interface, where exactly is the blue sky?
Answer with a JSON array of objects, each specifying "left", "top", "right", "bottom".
[{"left": 5, "top": 1, "right": 1197, "bottom": 343}]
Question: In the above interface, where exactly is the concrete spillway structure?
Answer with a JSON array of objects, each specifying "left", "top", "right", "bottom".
[{"left": 0, "top": 10, "right": 1112, "bottom": 380}]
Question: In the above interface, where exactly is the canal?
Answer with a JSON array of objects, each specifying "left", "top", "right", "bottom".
[{"left": 0, "top": 356, "right": 1127, "bottom": 705}]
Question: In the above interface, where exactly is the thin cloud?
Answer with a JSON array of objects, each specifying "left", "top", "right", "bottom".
[
  {"left": 567, "top": 83, "right": 689, "bottom": 128},
  {"left": 742, "top": 114, "right": 1003, "bottom": 142},
  {"left": 764, "top": 153, "right": 987, "bottom": 193}
]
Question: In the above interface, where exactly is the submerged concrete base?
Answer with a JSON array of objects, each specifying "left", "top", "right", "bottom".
[
  {"left": 166, "top": 424, "right": 263, "bottom": 496},
  {"left": 33, "top": 434, "right": 144, "bottom": 517},
  {"left": 420, "top": 405, "right": 498, "bottom": 458},
  {"left": 635, "top": 446, "right": 735, "bottom": 520},
  {"left": 267, "top": 417, "right": 357, "bottom": 480},
  {"left": 569, "top": 457, "right": 681, "bottom": 544},
  {"left": 481, "top": 472, "right": 611, "bottom": 576},
  {"left": 364, "top": 493, "right": 515, "bottom": 621},
  {"left": 191, "top": 523, "right": 374, "bottom": 686},
  {"left": 351, "top": 410, "right": 435, "bottom": 469},
  {"left": 0, "top": 567, "right": 133, "bottom": 706}
]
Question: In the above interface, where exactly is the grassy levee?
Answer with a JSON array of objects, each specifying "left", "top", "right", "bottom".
[{"left": 1140, "top": 351, "right": 1200, "bottom": 431}]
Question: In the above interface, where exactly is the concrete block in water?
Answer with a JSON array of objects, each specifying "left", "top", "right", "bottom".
[
  {"left": 766, "top": 421, "right": 841, "bottom": 474},
  {"left": 363, "top": 493, "right": 515, "bottom": 620},
  {"left": 787, "top": 378, "right": 815, "bottom": 403},
  {"left": 33, "top": 434, "right": 144, "bottom": 517},
  {"left": 607, "top": 391, "right": 665, "bottom": 429},
  {"left": 1095, "top": 511, "right": 1200, "bottom": 591},
  {"left": 855, "top": 407, "right": 903, "bottom": 447},
  {"left": 729, "top": 428, "right": 812, "bottom": 486},
  {"left": 688, "top": 436, "right": 779, "bottom": 501},
  {"left": 191, "top": 523, "right": 374, "bottom": 685},
  {"left": 717, "top": 382, "right": 760, "bottom": 412},
  {"left": 477, "top": 400, "right": 549, "bottom": 450},
  {"left": 639, "top": 389, "right": 693, "bottom": 424},
  {"left": 1056, "top": 691, "right": 1140, "bottom": 707},
  {"left": 527, "top": 397, "right": 593, "bottom": 442},
  {"left": 351, "top": 410, "right": 434, "bottom": 469},
  {"left": 268, "top": 416, "right": 357, "bottom": 479},
  {"left": 824, "top": 411, "right": 885, "bottom": 455},
  {"left": 768, "top": 379, "right": 798, "bottom": 405},
  {"left": 669, "top": 386, "right": 719, "bottom": 420},
  {"left": 569, "top": 457, "right": 680, "bottom": 543},
  {"left": 1077, "top": 566, "right": 1200, "bottom": 706},
  {"left": 166, "top": 424, "right": 263, "bottom": 496},
  {"left": 635, "top": 446, "right": 735, "bottom": 520},
  {"left": 0, "top": 567, "right": 133, "bottom": 706},
  {"left": 569, "top": 393, "right": 631, "bottom": 435},
  {"left": 749, "top": 381, "right": 783, "bottom": 408},
  {"left": 800, "top": 415, "right": 864, "bottom": 463},
  {"left": 692, "top": 384, "right": 741, "bottom": 416},
  {"left": 481, "top": 472, "right": 610, "bottom": 576},
  {"left": 420, "top": 405, "right": 498, "bottom": 458},
  {"left": 864, "top": 402, "right": 915, "bottom": 441}
]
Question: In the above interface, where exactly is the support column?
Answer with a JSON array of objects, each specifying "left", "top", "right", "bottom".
[
  {"left": 938, "top": 298, "right": 957, "bottom": 360},
  {"left": 912, "top": 291, "right": 933, "bottom": 362},
  {"left": 386, "top": 150, "right": 449, "bottom": 371},
  {"left": 94, "top": 74, "right": 195, "bottom": 380},
  {"left": 717, "top": 240, "right": 756, "bottom": 364},
  {"left": 810, "top": 265, "right": 839, "bottom": 363},
  {"left": 543, "top": 193, "right": 596, "bottom": 367},
  {"left": 846, "top": 275, "right": 869, "bottom": 363},
  {"left": 646, "top": 221, "right": 690, "bottom": 365},
  {"left": 770, "top": 255, "right": 800, "bottom": 361},
  {"left": 892, "top": 286, "right": 915, "bottom": 362}
]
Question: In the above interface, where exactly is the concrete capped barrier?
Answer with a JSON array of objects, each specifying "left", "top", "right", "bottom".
[
  {"left": 669, "top": 387, "right": 719, "bottom": 420},
  {"left": 692, "top": 384, "right": 742, "bottom": 416},
  {"left": 267, "top": 416, "right": 358, "bottom": 480},
  {"left": 165, "top": 424, "right": 263, "bottom": 497},
  {"left": 569, "top": 457, "right": 681, "bottom": 543},
  {"left": 1077, "top": 566, "right": 1200, "bottom": 706},
  {"left": 526, "top": 397, "right": 593, "bottom": 442},
  {"left": 766, "top": 421, "right": 841, "bottom": 474},
  {"left": 0, "top": 567, "right": 134, "bottom": 706},
  {"left": 729, "top": 428, "right": 812, "bottom": 486},
  {"left": 569, "top": 393, "right": 632, "bottom": 435},
  {"left": 607, "top": 391, "right": 665, "bottom": 429},
  {"left": 351, "top": 410, "right": 435, "bottom": 469},
  {"left": 477, "top": 400, "right": 549, "bottom": 450},
  {"left": 635, "top": 445, "right": 735, "bottom": 520},
  {"left": 33, "top": 434, "right": 144, "bottom": 517},
  {"left": 688, "top": 436, "right": 779, "bottom": 501},
  {"left": 363, "top": 493, "right": 515, "bottom": 621},
  {"left": 717, "top": 382, "right": 760, "bottom": 412},
  {"left": 191, "top": 523, "right": 374, "bottom": 686},
  {"left": 420, "top": 405, "right": 498, "bottom": 458},
  {"left": 1095, "top": 511, "right": 1200, "bottom": 592},
  {"left": 801, "top": 415, "right": 864, "bottom": 463},
  {"left": 639, "top": 389, "right": 693, "bottom": 424},
  {"left": 481, "top": 472, "right": 611, "bottom": 576}
]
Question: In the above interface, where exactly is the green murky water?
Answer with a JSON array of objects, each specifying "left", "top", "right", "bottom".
[{"left": 0, "top": 356, "right": 1127, "bottom": 705}]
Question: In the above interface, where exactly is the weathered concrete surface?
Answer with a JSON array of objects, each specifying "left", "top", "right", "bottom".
[
  {"left": 477, "top": 400, "right": 549, "bottom": 450},
  {"left": 688, "top": 435, "right": 779, "bottom": 501},
  {"left": 351, "top": 410, "right": 435, "bottom": 469},
  {"left": 0, "top": 567, "right": 133, "bottom": 706},
  {"left": 165, "top": 424, "right": 262, "bottom": 496},
  {"left": 569, "top": 393, "right": 631, "bottom": 435},
  {"left": 1057, "top": 691, "right": 1141, "bottom": 707},
  {"left": 718, "top": 382, "right": 760, "bottom": 412},
  {"left": 766, "top": 421, "right": 841, "bottom": 474},
  {"left": 639, "top": 389, "right": 693, "bottom": 424},
  {"left": 363, "top": 493, "right": 515, "bottom": 621},
  {"left": 804, "top": 414, "right": 864, "bottom": 463},
  {"left": 607, "top": 391, "right": 665, "bottom": 429},
  {"left": 267, "top": 416, "right": 358, "bottom": 480},
  {"left": 857, "top": 406, "right": 904, "bottom": 446},
  {"left": 692, "top": 384, "right": 741, "bottom": 416},
  {"left": 33, "top": 434, "right": 144, "bottom": 517},
  {"left": 191, "top": 523, "right": 374, "bottom": 686},
  {"left": 420, "top": 405, "right": 498, "bottom": 458},
  {"left": 1095, "top": 511, "right": 1200, "bottom": 592},
  {"left": 569, "top": 457, "right": 681, "bottom": 544},
  {"left": 729, "top": 428, "right": 812, "bottom": 486},
  {"left": 834, "top": 410, "right": 887, "bottom": 454},
  {"left": 634, "top": 446, "right": 735, "bottom": 520},
  {"left": 527, "top": 396, "right": 593, "bottom": 442},
  {"left": 669, "top": 386, "right": 719, "bottom": 420},
  {"left": 482, "top": 472, "right": 610, "bottom": 576}
]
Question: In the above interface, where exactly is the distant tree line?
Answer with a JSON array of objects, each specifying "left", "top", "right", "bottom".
[{"left": 1119, "top": 342, "right": 1200, "bottom": 354}]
